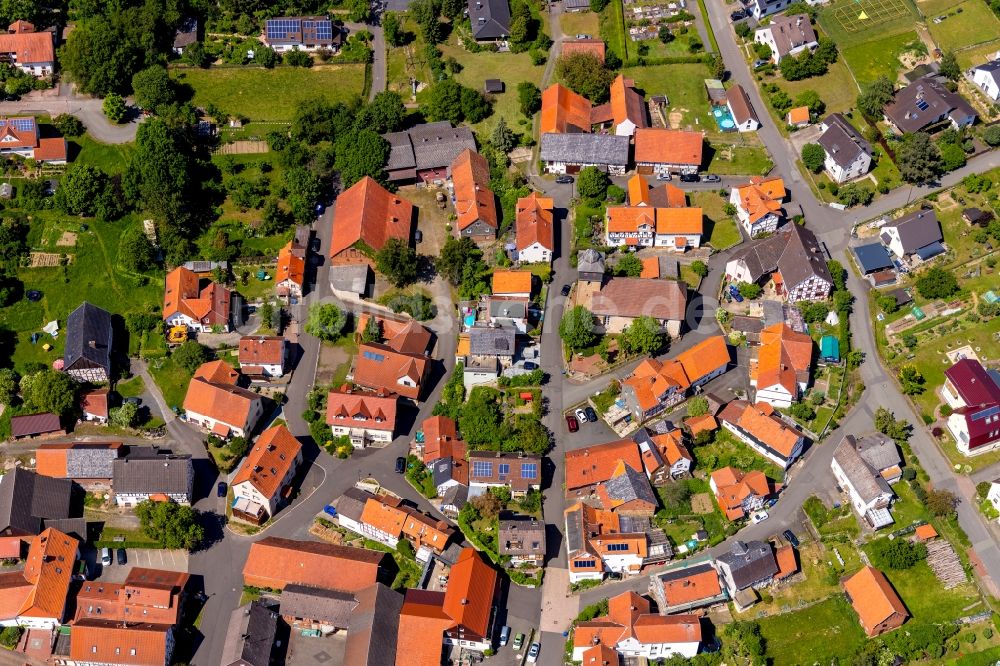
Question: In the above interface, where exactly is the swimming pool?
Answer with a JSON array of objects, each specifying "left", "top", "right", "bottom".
[{"left": 713, "top": 106, "right": 736, "bottom": 131}]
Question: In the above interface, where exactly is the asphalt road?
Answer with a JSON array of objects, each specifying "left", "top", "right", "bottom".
[{"left": 0, "top": 83, "right": 142, "bottom": 144}]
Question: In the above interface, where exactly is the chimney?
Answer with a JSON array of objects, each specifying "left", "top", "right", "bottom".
[{"left": 88, "top": 340, "right": 97, "bottom": 348}]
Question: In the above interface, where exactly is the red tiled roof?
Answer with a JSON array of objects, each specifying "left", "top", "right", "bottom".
[
  {"left": 540, "top": 83, "right": 593, "bottom": 134},
  {"left": 452, "top": 149, "right": 497, "bottom": 233},
  {"left": 634, "top": 128, "right": 703, "bottom": 166},
  {"left": 0, "top": 29, "right": 53, "bottom": 65},
  {"left": 242, "top": 537, "right": 387, "bottom": 591},
  {"left": 609, "top": 75, "right": 648, "bottom": 131},
  {"left": 19, "top": 528, "right": 77, "bottom": 620},
  {"left": 79, "top": 388, "right": 110, "bottom": 418},
  {"left": 843, "top": 566, "right": 909, "bottom": 636},
  {"left": 565, "top": 440, "right": 643, "bottom": 490},
  {"left": 443, "top": 548, "right": 497, "bottom": 637},
  {"left": 561, "top": 39, "right": 606, "bottom": 62},
  {"left": 331, "top": 176, "right": 413, "bottom": 259},
  {"left": 276, "top": 240, "right": 305, "bottom": 289},
  {"left": 34, "top": 137, "right": 66, "bottom": 162},
  {"left": 238, "top": 336, "right": 285, "bottom": 367},
  {"left": 422, "top": 415, "right": 466, "bottom": 463},
  {"left": 352, "top": 343, "right": 429, "bottom": 400},
  {"left": 163, "top": 267, "right": 231, "bottom": 326},
  {"left": 326, "top": 389, "right": 398, "bottom": 433},
  {"left": 69, "top": 620, "right": 170, "bottom": 666},
  {"left": 232, "top": 425, "right": 302, "bottom": 502},
  {"left": 515, "top": 192, "right": 554, "bottom": 253}
]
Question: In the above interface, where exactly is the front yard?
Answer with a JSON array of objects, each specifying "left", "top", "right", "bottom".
[
  {"left": 689, "top": 190, "right": 742, "bottom": 249},
  {"left": 756, "top": 595, "right": 868, "bottom": 664}
]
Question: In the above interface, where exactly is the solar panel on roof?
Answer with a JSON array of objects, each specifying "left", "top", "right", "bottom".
[
  {"left": 521, "top": 463, "right": 537, "bottom": 479},
  {"left": 472, "top": 461, "right": 493, "bottom": 477},
  {"left": 915, "top": 99, "right": 929, "bottom": 111},
  {"left": 362, "top": 350, "right": 385, "bottom": 362},
  {"left": 9, "top": 118, "right": 34, "bottom": 131},
  {"left": 972, "top": 405, "right": 1000, "bottom": 421}
]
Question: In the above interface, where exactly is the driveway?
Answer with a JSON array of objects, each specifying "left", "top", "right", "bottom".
[
  {"left": 93, "top": 548, "right": 189, "bottom": 583},
  {"left": 1, "top": 84, "right": 141, "bottom": 144}
]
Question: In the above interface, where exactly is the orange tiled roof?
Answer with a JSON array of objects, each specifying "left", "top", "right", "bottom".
[
  {"left": 183, "top": 374, "right": 259, "bottom": 431},
  {"left": 70, "top": 621, "right": 170, "bottom": 666},
  {"left": 674, "top": 336, "right": 730, "bottom": 384},
  {"left": 79, "top": 388, "right": 110, "bottom": 418},
  {"left": 239, "top": 336, "right": 285, "bottom": 367},
  {"left": 711, "top": 467, "right": 770, "bottom": 520},
  {"left": 452, "top": 149, "right": 497, "bottom": 233},
  {"left": 0, "top": 30, "right": 53, "bottom": 65},
  {"left": 34, "top": 137, "right": 66, "bottom": 162},
  {"left": 442, "top": 547, "right": 497, "bottom": 636},
  {"left": 623, "top": 358, "right": 690, "bottom": 412},
  {"left": 561, "top": 39, "right": 606, "bottom": 62},
  {"left": 276, "top": 240, "right": 305, "bottom": 289},
  {"left": 752, "top": 323, "right": 812, "bottom": 397},
  {"left": 35, "top": 446, "right": 68, "bottom": 479},
  {"left": 787, "top": 106, "right": 810, "bottom": 124},
  {"left": 735, "top": 176, "right": 785, "bottom": 224},
  {"left": 606, "top": 206, "right": 657, "bottom": 234},
  {"left": 651, "top": 431, "right": 692, "bottom": 465},
  {"left": 355, "top": 314, "right": 432, "bottom": 354},
  {"left": 326, "top": 389, "right": 398, "bottom": 432},
  {"left": 515, "top": 192, "right": 554, "bottom": 253},
  {"left": 661, "top": 566, "right": 723, "bottom": 606},
  {"left": 915, "top": 524, "right": 938, "bottom": 540},
  {"left": 634, "top": 128, "right": 703, "bottom": 166},
  {"left": 193, "top": 359, "right": 239, "bottom": 384},
  {"left": 843, "top": 566, "right": 909, "bottom": 636},
  {"left": 242, "top": 537, "right": 386, "bottom": 591},
  {"left": 396, "top": 590, "right": 452, "bottom": 666},
  {"left": 658, "top": 183, "right": 688, "bottom": 208},
  {"left": 640, "top": 256, "right": 660, "bottom": 279},
  {"left": 492, "top": 270, "right": 533, "bottom": 295},
  {"left": 540, "top": 83, "right": 593, "bottom": 134},
  {"left": 75, "top": 569, "right": 189, "bottom": 625},
  {"left": 656, "top": 207, "right": 703, "bottom": 235},
  {"left": 421, "top": 415, "right": 466, "bottom": 463},
  {"left": 575, "top": 591, "right": 700, "bottom": 650},
  {"left": 774, "top": 544, "right": 798, "bottom": 580},
  {"left": 231, "top": 425, "right": 301, "bottom": 502},
  {"left": 628, "top": 174, "right": 650, "bottom": 206},
  {"left": 19, "top": 528, "right": 77, "bottom": 620},
  {"left": 163, "top": 267, "right": 231, "bottom": 325},
  {"left": 331, "top": 176, "right": 413, "bottom": 259},
  {"left": 352, "top": 343, "right": 429, "bottom": 400},
  {"left": 685, "top": 414, "right": 718, "bottom": 435},
  {"left": 720, "top": 401, "right": 802, "bottom": 457},
  {"left": 565, "top": 439, "right": 643, "bottom": 490},
  {"left": 581, "top": 644, "right": 619, "bottom": 666},
  {"left": 609, "top": 75, "right": 647, "bottom": 130}
]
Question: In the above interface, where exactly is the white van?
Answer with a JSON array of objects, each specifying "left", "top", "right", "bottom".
[{"left": 101, "top": 547, "right": 112, "bottom": 566}]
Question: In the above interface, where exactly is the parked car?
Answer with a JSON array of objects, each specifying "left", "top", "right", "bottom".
[
  {"left": 117, "top": 548, "right": 127, "bottom": 565},
  {"left": 750, "top": 510, "right": 769, "bottom": 524},
  {"left": 575, "top": 33, "right": 591, "bottom": 38},
  {"left": 395, "top": 456, "right": 406, "bottom": 474},
  {"left": 566, "top": 414, "right": 579, "bottom": 432},
  {"left": 523, "top": 361, "right": 538, "bottom": 370},
  {"left": 499, "top": 626, "right": 511, "bottom": 647},
  {"left": 701, "top": 174, "right": 721, "bottom": 183},
  {"left": 585, "top": 406, "right": 598, "bottom": 422},
  {"left": 679, "top": 173, "right": 699, "bottom": 183},
  {"left": 782, "top": 529, "right": 799, "bottom": 547},
  {"left": 217, "top": 482, "right": 227, "bottom": 498},
  {"left": 575, "top": 408, "right": 588, "bottom": 423},
  {"left": 730, "top": 9, "right": 746, "bottom": 19},
  {"left": 414, "top": 230, "right": 423, "bottom": 244},
  {"left": 656, "top": 173, "right": 671, "bottom": 181},
  {"left": 512, "top": 633, "right": 525, "bottom": 651},
  {"left": 527, "top": 643, "right": 541, "bottom": 663},
  {"left": 555, "top": 175, "right": 574, "bottom": 184},
  {"left": 124, "top": 397, "right": 142, "bottom": 406},
  {"left": 101, "top": 548, "right": 112, "bottom": 566},
  {"left": 728, "top": 284, "right": 744, "bottom": 302},
  {"left": 324, "top": 504, "right": 338, "bottom": 518},
  {"left": 753, "top": 58, "right": 770, "bottom": 69},
  {"left": 561, "top": 284, "right": 571, "bottom": 296}
]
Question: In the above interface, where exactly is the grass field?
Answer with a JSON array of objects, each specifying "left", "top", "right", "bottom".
[
  {"left": 622, "top": 62, "right": 715, "bottom": 130},
  {"left": 170, "top": 64, "right": 367, "bottom": 121},
  {"left": 600, "top": 0, "right": 629, "bottom": 61},
  {"left": 841, "top": 30, "right": 920, "bottom": 84},
  {"left": 689, "top": 191, "right": 742, "bottom": 249},
  {"left": 757, "top": 596, "right": 868, "bottom": 664},
  {"left": 776, "top": 58, "right": 859, "bottom": 115},
  {"left": 70, "top": 134, "right": 135, "bottom": 174},
  {"left": 819, "top": 0, "right": 921, "bottom": 48},
  {"left": 386, "top": 15, "right": 432, "bottom": 97},
  {"left": 957, "top": 39, "right": 1000, "bottom": 68},
  {"left": 148, "top": 354, "right": 194, "bottom": 411},
  {"left": 926, "top": 0, "right": 1000, "bottom": 52},
  {"left": 706, "top": 143, "right": 773, "bottom": 175},
  {"left": 559, "top": 11, "right": 600, "bottom": 38}
]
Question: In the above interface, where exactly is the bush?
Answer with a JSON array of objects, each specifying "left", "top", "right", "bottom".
[{"left": 868, "top": 537, "right": 927, "bottom": 570}]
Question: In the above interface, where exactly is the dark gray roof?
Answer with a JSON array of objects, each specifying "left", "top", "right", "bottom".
[
  {"left": 221, "top": 600, "right": 279, "bottom": 666},
  {"left": 383, "top": 122, "right": 477, "bottom": 173},
  {"left": 577, "top": 249, "right": 606, "bottom": 277},
  {"left": 884, "top": 75, "right": 977, "bottom": 133},
  {"left": 344, "top": 583, "right": 404, "bottom": 666},
  {"left": 884, "top": 209, "right": 942, "bottom": 254},
  {"left": 602, "top": 463, "right": 656, "bottom": 507},
  {"left": 64, "top": 301, "right": 112, "bottom": 375},
  {"left": 540, "top": 133, "right": 630, "bottom": 167},
  {"left": 833, "top": 435, "right": 892, "bottom": 504},
  {"left": 853, "top": 243, "right": 893, "bottom": 274},
  {"left": 469, "top": 0, "right": 511, "bottom": 39},
  {"left": 717, "top": 540, "right": 778, "bottom": 590},
  {"left": 499, "top": 515, "right": 545, "bottom": 557},
  {"left": 731, "top": 315, "right": 764, "bottom": 333},
  {"left": 440, "top": 483, "right": 468, "bottom": 510},
  {"left": 564, "top": 503, "right": 587, "bottom": 555},
  {"left": 888, "top": 288, "right": 912, "bottom": 306},
  {"left": 729, "top": 224, "right": 831, "bottom": 290},
  {"left": 112, "top": 450, "right": 192, "bottom": 496},
  {"left": 0, "top": 468, "right": 73, "bottom": 536},
  {"left": 657, "top": 561, "right": 717, "bottom": 585},
  {"left": 469, "top": 325, "right": 516, "bottom": 357},
  {"left": 337, "top": 487, "right": 372, "bottom": 522},
  {"left": 281, "top": 584, "right": 357, "bottom": 627},
  {"left": 173, "top": 17, "right": 198, "bottom": 49},
  {"left": 329, "top": 264, "right": 372, "bottom": 295},
  {"left": 856, "top": 433, "right": 901, "bottom": 472},
  {"left": 488, "top": 298, "right": 527, "bottom": 319},
  {"left": 818, "top": 114, "right": 872, "bottom": 169},
  {"left": 431, "top": 457, "right": 458, "bottom": 488}
]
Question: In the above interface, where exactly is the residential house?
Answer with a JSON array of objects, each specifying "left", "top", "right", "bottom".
[
  {"left": 710, "top": 467, "right": 771, "bottom": 520},
  {"left": 571, "top": 591, "right": 701, "bottom": 661},
  {"left": 276, "top": 240, "right": 306, "bottom": 300},
  {"left": 183, "top": 360, "right": 263, "bottom": 438},
  {"left": 63, "top": 302, "right": 113, "bottom": 383},
  {"left": 278, "top": 585, "right": 357, "bottom": 633},
  {"left": 486, "top": 297, "right": 529, "bottom": 334},
  {"left": 430, "top": 456, "right": 469, "bottom": 497},
  {"left": 986, "top": 480, "right": 1000, "bottom": 518},
  {"left": 580, "top": 645, "right": 623, "bottom": 666},
  {"left": 649, "top": 562, "right": 728, "bottom": 614},
  {"left": 383, "top": 122, "right": 477, "bottom": 183},
  {"left": 565, "top": 502, "right": 648, "bottom": 583},
  {"left": 714, "top": 540, "right": 779, "bottom": 598},
  {"left": 172, "top": 17, "right": 199, "bottom": 54},
  {"left": 831, "top": 435, "right": 896, "bottom": 529},
  {"left": 724, "top": 223, "right": 833, "bottom": 302},
  {"left": 942, "top": 358, "right": 1000, "bottom": 454},
  {"left": 884, "top": 75, "right": 977, "bottom": 133},
  {"left": 79, "top": 388, "right": 111, "bottom": 423},
  {"left": 749, "top": 0, "right": 794, "bottom": 20},
  {"left": 0, "top": 22, "right": 54, "bottom": 76},
  {"left": 971, "top": 59, "right": 1000, "bottom": 101},
  {"left": 588, "top": 278, "right": 687, "bottom": 336},
  {"left": 0, "top": 528, "right": 77, "bottom": 629},
  {"left": 231, "top": 425, "right": 302, "bottom": 522},
  {"left": 420, "top": 415, "right": 465, "bottom": 464},
  {"left": 242, "top": 537, "right": 391, "bottom": 591},
  {"left": 578, "top": 248, "right": 607, "bottom": 284},
  {"left": 855, "top": 433, "right": 903, "bottom": 483},
  {"left": 499, "top": 516, "right": 545, "bottom": 566},
  {"left": 343, "top": 583, "right": 405, "bottom": 665},
  {"left": 633, "top": 128, "right": 703, "bottom": 176},
  {"left": 468, "top": 451, "right": 541, "bottom": 498},
  {"left": 74, "top": 567, "right": 189, "bottom": 626},
  {"left": 634, "top": 429, "right": 693, "bottom": 481},
  {"left": 879, "top": 209, "right": 944, "bottom": 261},
  {"left": 515, "top": 192, "right": 555, "bottom": 264},
  {"left": 540, "top": 133, "right": 630, "bottom": 175},
  {"left": 730, "top": 176, "right": 785, "bottom": 237},
  {"left": 726, "top": 85, "right": 761, "bottom": 132},
  {"left": 263, "top": 16, "right": 340, "bottom": 52},
  {"left": 468, "top": 325, "right": 517, "bottom": 365},
  {"left": 35, "top": 441, "right": 123, "bottom": 490},
  {"left": 627, "top": 174, "right": 687, "bottom": 208},
  {"left": 468, "top": 0, "right": 511, "bottom": 41},
  {"left": 112, "top": 448, "right": 193, "bottom": 507},
  {"left": 597, "top": 75, "right": 648, "bottom": 136},
  {"left": 621, "top": 335, "right": 731, "bottom": 423},
  {"left": 0, "top": 117, "right": 66, "bottom": 162},
  {"left": 492, "top": 270, "right": 533, "bottom": 298},
  {"left": 540, "top": 83, "right": 594, "bottom": 134},
  {"left": 451, "top": 149, "right": 498, "bottom": 242},
  {"left": 10, "top": 413, "right": 64, "bottom": 439},
  {"left": 754, "top": 14, "right": 817, "bottom": 63},
  {"left": 326, "top": 388, "right": 398, "bottom": 448},
  {"left": 561, "top": 38, "right": 606, "bottom": 62},
  {"left": 330, "top": 177, "right": 413, "bottom": 267},
  {"left": 718, "top": 400, "right": 805, "bottom": 468},
  {"left": 238, "top": 336, "right": 287, "bottom": 378},
  {"left": 351, "top": 343, "right": 430, "bottom": 401},
  {"left": 842, "top": 566, "right": 909, "bottom": 637},
  {"left": 566, "top": 439, "right": 643, "bottom": 494},
  {"left": 163, "top": 266, "right": 232, "bottom": 332},
  {"left": 68, "top": 620, "right": 175, "bottom": 666},
  {"left": 594, "top": 460, "right": 658, "bottom": 516},
  {"left": 221, "top": 600, "right": 279, "bottom": 666},
  {"left": 750, "top": 323, "right": 813, "bottom": 408},
  {"left": 339, "top": 490, "right": 454, "bottom": 560},
  {"left": 0, "top": 468, "right": 75, "bottom": 537},
  {"left": 463, "top": 357, "right": 501, "bottom": 390},
  {"left": 787, "top": 106, "right": 810, "bottom": 126},
  {"left": 355, "top": 313, "right": 433, "bottom": 355},
  {"left": 394, "top": 548, "right": 499, "bottom": 658},
  {"left": 605, "top": 206, "right": 703, "bottom": 250},
  {"left": 853, "top": 243, "right": 894, "bottom": 276},
  {"left": 818, "top": 113, "right": 873, "bottom": 183}
]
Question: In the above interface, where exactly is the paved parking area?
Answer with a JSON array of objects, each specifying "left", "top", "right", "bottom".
[
  {"left": 94, "top": 549, "right": 189, "bottom": 582},
  {"left": 285, "top": 631, "right": 346, "bottom": 666}
]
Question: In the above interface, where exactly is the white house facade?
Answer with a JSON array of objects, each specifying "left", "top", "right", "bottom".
[
  {"left": 971, "top": 61, "right": 1000, "bottom": 101},
  {"left": 518, "top": 241, "right": 552, "bottom": 264},
  {"left": 185, "top": 399, "right": 263, "bottom": 440}
]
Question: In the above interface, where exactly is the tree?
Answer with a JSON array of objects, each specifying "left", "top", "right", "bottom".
[
  {"left": 984, "top": 125, "right": 1000, "bottom": 147},
  {"left": 426, "top": 78, "right": 464, "bottom": 124},
  {"left": 837, "top": 183, "right": 874, "bottom": 207},
  {"left": 789, "top": 402, "right": 815, "bottom": 421},
  {"left": 305, "top": 303, "right": 349, "bottom": 341},
  {"left": 687, "top": 396, "right": 709, "bottom": 418},
  {"left": 857, "top": 75, "right": 895, "bottom": 118},
  {"left": 577, "top": 166, "right": 610, "bottom": 200},
  {"left": 691, "top": 260, "right": 709, "bottom": 278},
  {"left": 590, "top": 0, "right": 609, "bottom": 9},
  {"left": 335, "top": 129, "right": 389, "bottom": 188},
  {"left": 356, "top": 91, "right": 407, "bottom": 134},
  {"left": 723, "top": 622, "right": 766, "bottom": 664},
  {"left": 801, "top": 143, "right": 825, "bottom": 173},
  {"left": 738, "top": 282, "right": 762, "bottom": 299},
  {"left": 135, "top": 500, "right": 204, "bottom": 550},
  {"left": 615, "top": 253, "right": 643, "bottom": 277},
  {"left": 131, "top": 66, "right": 175, "bottom": 111},
  {"left": 460, "top": 87, "right": 492, "bottom": 123},
  {"left": 110, "top": 402, "right": 140, "bottom": 428},
  {"left": 556, "top": 52, "right": 614, "bottom": 103},
  {"left": 375, "top": 238, "right": 418, "bottom": 287},
  {"left": 927, "top": 489, "right": 958, "bottom": 516},
  {"left": 411, "top": 0, "right": 443, "bottom": 44},
  {"left": 711, "top": 54, "right": 726, "bottom": 79},
  {"left": 802, "top": 302, "right": 828, "bottom": 323},
  {"left": 361, "top": 316, "right": 382, "bottom": 344},
  {"left": 607, "top": 185, "right": 626, "bottom": 204},
  {"left": 915, "top": 266, "right": 959, "bottom": 299},
  {"left": 939, "top": 50, "right": 960, "bottom": 81},
  {"left": 172, "top": 340, "right": 209, "bottom": 374},
  {"left": 560, "top": 305, "right": 598, "bottom": 350},
  {"left": 0, "top": 368, "right": 18, "bottom": 405},
  {"left": 794, "top": 90, "right": 825, "bottom": 117},
  {"left": 899, "top": 365, "right": 925, "bottom": 395},
  {"left": 383, "top": 11, "right": 403, "bottom": 46},
  {"left": 869, "top": 537, "right": 927, "bottom": 570},
  {"left": 939, "top": 141, "right": 966, "bottom": 171},
  {"left": 875, "top": 406, "right": 910, "bottom": 443},
  {"left": 491, "top": 117, "right": 518, "bottom": 154},
  {"left": 621, "top": 316, "right": 665, "bottom": 356},
  {"left": 118, "top": 225, "right": 155, "bottom": 272},
  {"left": 56, "top": 165, "right": 108, "bottom": 216},
  {"left": 348, "top": 0, "right": 370, "bottom": 22},
  {"left": 291, "top": 97, "right": 346, "bottom": 144},
  {"left": 437, "top": 236, "right": 482, "bottom": 284},
  {"left": 182, "top": 40, "right": 209, "bottom": 67},
  {"left": 53, "top": 114, "right": 85, "bottom": 137},
  {"left": 517, "top": 81, "right": 541, "bottom": 117},
  {"left": 897, "top": 132, "right": 942, "bottom": 184},
  {"left": 102, "top": 93, "right": 127, "bottom": 123},
  {"left": 283, "top": 47, "right": 313, "bottom": 67},
  {"left": 659, "top": 25, "right": 674, "bottom": 43},
  {"left": 19, "top": 370, "right": 76, "bottom": 417}
]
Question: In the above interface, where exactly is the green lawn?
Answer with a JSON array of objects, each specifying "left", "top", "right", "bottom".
[
  {"left": 841, "top": 31, "right": 920, "bottom": 84},
  {"left": 622, "top": 62, "right": 715, "bottom": 131},
  {"left": 115, "top": 376, "right": 145, "bottom": 398},
  {"left": 559, "top": 11, "right": 600, "bottom": 38},
  {"left": 689, "top": 190, "right": 742, "bottom": 249},
  {"left": 869, "top": 145, "right": 902, "bottom": 191},
  {"left": 600, "top": 0, "right": 628, "bottom": 61},
  {"left": 773, "top": 58, "right": 859, "bottom": 115},
  {"left": 706, "top": 143, "right": 773, "bottom": 175},
  {"left": 642, "top": 32, "right": 705, "bottom": 59},
  {"left": 170, "top": 64, "right": 367, "bottom": 121},
  {"left": 957, "top": 39, "right": 1000, "bottom": 68},
  {"left": 756, "top": 595, "right": 868, "bottom": 664},
  {"left": 69, "top": 134, "right": 135, "bottom": 174},
  {"left": 869, "top": 555, "right": 982, "bottom": 623},
  {"left": 925, "top": 0, "right": 1000, "bottom": 51},
  {"left": 818, "top": 0, "right": 921, "bottom": 49},
  {"left": 694, "top": 429, "right": 785, "bottom": 482},
  {"left": 147, "top": 355, "right": 193, "bottom": 412}
]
